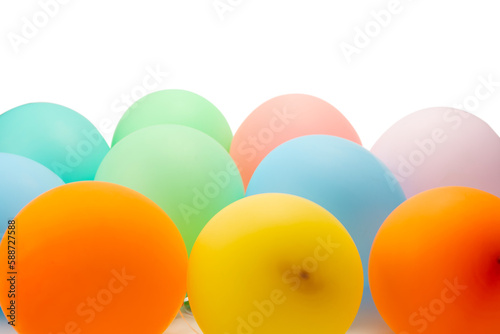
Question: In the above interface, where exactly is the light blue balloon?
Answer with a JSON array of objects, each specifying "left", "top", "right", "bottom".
[
  {"left": 246, "top": 135, "right": 406, "bottom": 330},
  {"left": 0, "top": 153, "right": 64, "bottom": 329},
  {"left": 0, "top": 153, "right": 64, "bottom": 235},
  {"left": 0, "top": 321, "right": 16, "bottom": 334},
  {"left": 0, "top": 103, "right": 110, "bottom": 183}
]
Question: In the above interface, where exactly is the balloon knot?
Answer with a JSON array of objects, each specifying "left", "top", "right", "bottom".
[{"left": 300, "top": 270, "right": 310, "bottom": 280}]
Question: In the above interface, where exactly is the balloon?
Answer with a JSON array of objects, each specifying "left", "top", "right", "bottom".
[
  {"left": 246, "top": 135, "right": 405, "bottom": 332},
  {"left": 0, "top": 153, "right": 64, "bottom": 235},
  {"left": 0, "top": 322, "right": 15, "bottom": 333},
  {"left": 371, "top": 107, "right": 500, "bottom": 198},
  {"left": 0, "top": 181, "right": 187, "bottom": 334},
  {"left": 230, "top": 94, "right": 361, "bottom": 188},
  {"left": 112, "top": 89, "right": 233, "bottom": 150},
  {"left": 188, "top": 193, "right": 363, "bottom": 334},
  {"left": 96, "top": 124, "right": 244, "bottom": 255},
  {"left": 369, "top": 187, "right": 500, "bottom": 334},
  {"left": 0, "top": 103, "right": 109, "bottom": 183},
  {"left": 0, "top": 155, "right": 48, "bottom": 331}
]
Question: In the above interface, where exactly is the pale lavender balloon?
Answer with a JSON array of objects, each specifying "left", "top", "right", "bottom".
[{"left": 371, "top": 107, "right": 500, "bottom": 198}]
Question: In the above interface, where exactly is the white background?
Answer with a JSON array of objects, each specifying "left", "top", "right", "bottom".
[
  {"left": 1, "top": 0, "right": 499, "bottom": 149},
  {"left": 1, "top": 1, "right": 499, "bottom": 333}
]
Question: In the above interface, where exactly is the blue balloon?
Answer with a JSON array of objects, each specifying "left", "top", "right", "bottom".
[
  {"left": 0, "top": 153, "right": 64, "bottom": 235},
  {"left": 246, "top": 135, "right": 406, "bottom": 330},
  {"left": 0, "top": 321, "right": 16, "bottom": 333},
  {"left": 0, "top": 103, "right": 110, "bottom": 183},
  {"left": 0, "top": 153, "right": 63, "bottom": 328}
]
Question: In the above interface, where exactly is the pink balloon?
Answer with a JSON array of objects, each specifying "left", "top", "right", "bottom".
[
  {"left": 230, "top": 94, "right": 361, "bottom": 189},
  {"left": 371, "top": 107, "right": 500, "bottom": 198}
]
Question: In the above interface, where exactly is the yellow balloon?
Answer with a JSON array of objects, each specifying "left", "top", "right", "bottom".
[{"left": 188, "top": 193, "right": 363, "bottom": 334}]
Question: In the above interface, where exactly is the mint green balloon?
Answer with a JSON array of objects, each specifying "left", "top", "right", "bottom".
[
  {"left": 112, "top": 89, "right": 233, "bottom": 151},
  {"left": 0, "top": 103, "right": 109, "bottom": 183},
  {"left": 96, "top": 124, "right": 244, "bottom": 255}
]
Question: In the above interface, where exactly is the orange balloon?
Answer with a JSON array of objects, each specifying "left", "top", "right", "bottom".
[
  {"left": 369, "top": 186, "right": 500, "bottom": 334},
  {"left": 230, "top": 94, "right": 361, "bottom": 188},
  {"left": 0, "top": 181, "right": 187, "bottom": 334}
]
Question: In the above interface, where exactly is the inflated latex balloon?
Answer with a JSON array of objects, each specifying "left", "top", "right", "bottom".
[
  {"left": 0, "top": 103, "right": 109, "bottom": 183},
  {"left": 370, "top": 187, "right": 500, "bottom": 334},
  {"left": 230, "top": 94, "right": 361, "bottom": 188},
  {"left": 0, "top": 153, "right": 64, "bottom": 235},
  {"left": 246, "top": 135, "right": 405, "bottom": 332},
  {"left": 0, "top": 181, "right": 187, "bottom": 334},
  {"left": 112, "top": 89, "right": 233, "bottom": 150},
  {"left": 0, "top": 320, "right": 15, "bottom": 333},
  {"left": 96, "top": 124, "right": 244, "bottom": 255},
  {"left": 371, "top": 107, "right": 500, "bottom": 198},
  {"left": 188, "top": 193, "right": 363, "bottom": 334}
]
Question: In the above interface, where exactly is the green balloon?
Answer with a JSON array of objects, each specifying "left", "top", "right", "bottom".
[
  {"left": 96, "top": 124, "right": 244, "bottom": 255},
  {"left": 112, "top": 89, "right": 233, "bottom": 151},
  {"left": 0, "top": 103, "right": 110, "bottom": 183}
]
